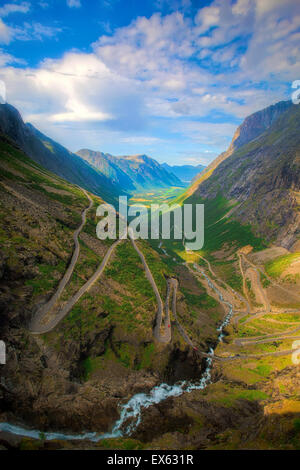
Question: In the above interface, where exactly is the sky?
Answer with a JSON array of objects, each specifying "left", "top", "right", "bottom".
[{"left": 0, "top": 0, "right": 299, "bottom": 165}]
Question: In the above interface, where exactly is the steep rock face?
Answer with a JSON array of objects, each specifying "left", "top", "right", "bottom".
[
  {"left": 77, "top": 149, "right": 183, "bottom": 191},
  {"left": 188, "top": 101, "right": 293, "bottom": 192},
  {"left": 185, "top": 101, "right": 300, "bottom": 247},
  {"left": 0, "top": 104, "right": 123, "bottom": 203},
  {"left": 228, "top": 100, "right": 293, "bottom": 150}
]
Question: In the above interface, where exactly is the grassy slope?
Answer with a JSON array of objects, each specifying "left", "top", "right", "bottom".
[
  {"left": 0, "top": 136, "right": 225, "bottom": 401},
  {"left": 121, "top": 111, "right": 300, "bottom": 449},
  {"left": 1, "top": 130, "right": 299, "bottom": 448}
]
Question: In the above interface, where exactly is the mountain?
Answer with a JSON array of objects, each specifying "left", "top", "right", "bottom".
[
  {"left": 0, "top": 131, "right": 222, "bottom": 442},
  {"left": 161, "top": 163, "right": 205, "bottom": 184},
  {"left": 0, "top": 104, "right": 124, "bottom": 204},
  {"left": 180, "top": 100, "right": 299, "bottom": 249},
  {"left": 76, "top": 149, "right": 183, "bottom": 191},
  {"left": 1, "top": 99, "right": 300, "bottom": 451},
  {"left": 186, "top": 100, "right": 293, "bottom": 191}
]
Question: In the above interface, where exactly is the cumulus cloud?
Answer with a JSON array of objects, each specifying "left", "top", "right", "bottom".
[
  {"left": 0, "top": 2, "right": 30, "bottom": 17},
  {"left": 0, "top": 0, "right": 299, "bottom": 160}
]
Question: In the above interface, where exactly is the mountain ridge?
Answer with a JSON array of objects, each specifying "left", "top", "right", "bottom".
[
  {"left": 76, "top": 148, "right": 183, "bottom": 191},
  {"left": 187, "top": 100, "right": 294, "bottom": 190},
  {"left": 180, "top": 100, "right": 300, "bottom": 248},
  {"left": 0, "top": 104, "right": 125, "bottom": 204}
]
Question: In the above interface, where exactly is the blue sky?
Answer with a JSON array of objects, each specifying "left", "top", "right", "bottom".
[{"left": 0, "top": 0, "right": 299, "bottom": 165}]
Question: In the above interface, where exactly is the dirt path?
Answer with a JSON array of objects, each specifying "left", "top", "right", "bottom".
[
  {"left": 29, "top": 189, "right": 93, "bottom": 332},
  {"left": 241, "top": 253, "right": 300, "bottom": 300},
  {"left": 237, "top": 252, "right": 252, "bottom": 312},
  {"left": 187, "top": 256, "right": 300, "bottom": 361},
  {"left": 200, "top": 254, "right": 250, "bottom": 314},
  {"left": 247, "top": 266, "right": 271, "bottom": 313},
  {"left": 128, "top": 231, "right": 171, "bottom": 343},
  {"left": 28, "top": 202, "right": 300, "bottom": 360},
  {"left": 31, "top": 239, "right": 122, "bottom": 334}
]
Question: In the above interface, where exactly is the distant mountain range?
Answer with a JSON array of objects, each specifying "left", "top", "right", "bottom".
[
  {"left": 161, "top": 163, "right": 205, "bottom": 184},
  {"left": 0, "top": 104, "right": 184, "bottom": 202},
  {"left": 180, "top": 100, "right": 300, "bottom": 249},
  {"left": 76, "top": 149, "right": 182, "bottom": 191},
  {"left": 0, "top": 104, "right": 125, "bottom": 204}
]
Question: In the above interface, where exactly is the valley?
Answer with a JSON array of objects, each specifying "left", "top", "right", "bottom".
[{"left": 0, "top": 100, "right": 299, "bottom": 451}]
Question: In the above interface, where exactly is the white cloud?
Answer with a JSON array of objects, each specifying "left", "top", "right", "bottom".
[
  {"left": 0, "top": 0, "right": 299, "bottom": 160},
  {"left": 66, "top": 0, "right": 81, "bottom": 8},
  {"left": 232, "top": 0, "right": 252, "bottom": 16},
  {"left": 0, "top": 48, "right": 25, "bottom": 65},
  {"left": 101, "top": 0, "right": 119, "bottom": 9},
  {"left": 0, "top": 2, "right": 30, "bottom": 17},
  {"left": 0, "top": 19, "right": 11, "bottom": 44},
  {"left": 173, "top": 121, "right": 238, "bottom": 147},
  {"left": 195, "top": 5, "right": 220, "bottom": 33},
  {"left": 10, "top": 22, "right": 63, "bottom": 41},
  {"left": 121, "top": 136, "right": 163, "bottom": 145}
]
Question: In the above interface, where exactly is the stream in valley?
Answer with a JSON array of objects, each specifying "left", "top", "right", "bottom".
[{"left": 0, "top": 269, "right": 233, "bottom": 442}]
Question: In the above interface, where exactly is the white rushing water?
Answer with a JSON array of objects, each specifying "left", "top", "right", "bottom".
[{"left": 0, "top": 267, "right": 233, "bottom": 442}]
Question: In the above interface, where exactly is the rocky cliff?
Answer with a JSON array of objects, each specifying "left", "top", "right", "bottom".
[{"left": 184, "top": 101, "right": 300, "bottom": 248}]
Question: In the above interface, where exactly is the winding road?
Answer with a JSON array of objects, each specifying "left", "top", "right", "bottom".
[
  {"left": 29, "top": 189, "right": 93, "bottom": 333},
  {"left": 30, "top": 239, "right": 122, "bottom": 334},
  {"left": 28, "top": 189, "right": 300, "bottom": 363},
  {"left": 186, "top": 253, "right": 300, "bottom": 361},
  {"left": 128, "top": 230, "right": 171, "bottom": 343}
]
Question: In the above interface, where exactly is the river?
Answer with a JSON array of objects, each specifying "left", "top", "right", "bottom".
[{"left": 0, "top": 268, "right": 233, "bottom": 442}]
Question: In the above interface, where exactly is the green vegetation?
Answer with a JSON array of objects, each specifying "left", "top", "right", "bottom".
[
  {"left": 213, "top": 258, "right": 243, "bottom": 292},
  {"left": 129, "top": 186, "right": 184, "bottom": 207},
  {"left": 97, "top": 438, "right": 143, "bottom": 450},
  {"left": 181, "top": 287, "right": 218, "bottom": 309},
  {"left": 0, "top": 140, "right": 88, "bottom": 207},
  {"left": 195, "top": 194, "right": 267, "bottom": 254},
  {"left": 152, "top": 194, "right": 266, "bottom": 265},
  {"left": 260, "top": 271, "right": 271, "bottom": 287},
  {"left": 294, "top": 419, "right": 300, "bottom": 433},
  {"left": 139, "top": 343, "right": 155, "bottom": 369},
  {"left": 105, "top": 241, "right": 156, "bottom": 298},
  {"left": 265, "top": 252, "right": 300, "bottom": 278},
  {"left": 208, "top": 383, "right": 269, "bottom": 407},
  {"left": 252, "top": 364, "right": 272, "bottom": 377}
]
